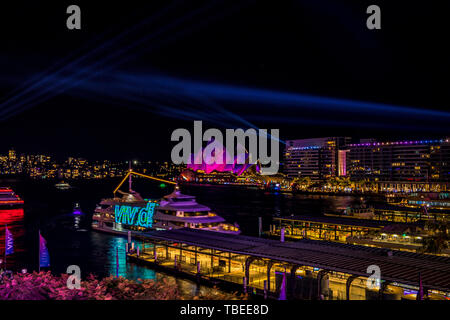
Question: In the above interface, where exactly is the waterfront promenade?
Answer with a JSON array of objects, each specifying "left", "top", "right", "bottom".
[{"left": 128, "top": 228, "right": 450, "bottom": 300}]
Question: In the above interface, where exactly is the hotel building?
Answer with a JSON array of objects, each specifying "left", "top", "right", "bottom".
[
  {"left": 346, "top": 138, "right": 450, "bottom": 192},
  {"left": 284, "top": 137, "right": 450, "bottom": 191},
  {"left": 284, "top": 137, "right": 351, "bottom": 180}
]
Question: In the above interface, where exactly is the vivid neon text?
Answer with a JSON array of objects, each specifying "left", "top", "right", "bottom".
[{"left": 114, "top": 202, "right": 158, "bottom": 228}]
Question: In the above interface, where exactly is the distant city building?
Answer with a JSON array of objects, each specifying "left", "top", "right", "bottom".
[
  {"left": 0, "top": 149, "right": 184, "bottom": 180},
  {"left": 8, "top": 149, "right": 16, "bottom": 161},
  {"left": 284, "top": 137, "right": 351, "bottom": 180}
]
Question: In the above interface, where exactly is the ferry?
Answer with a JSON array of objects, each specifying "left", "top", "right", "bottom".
[
  {"left": 394, "top": 192, "right": 450, "bottom": 211},
  {"left": 0, "top": 187, "right": 24, "bottom": 207},
  {"left": 325, "top": 204, "right": 448, "bottom": 223},
  {"left": 270, "top": 215, "right": 450, "bottom": 256},
  {"left": 385, "top": 192, "right": 407, "bottom": 204},
  {"left": 325, "top": 198, "right": 376, "bottom": 219},
  {"left": 92, "top": 171, "right": 240, "bottom": 236},
  {"left": 325, "top": 206, "right": 376, "bottom": 219},
  {"left": 55, "top": 181, "right": 72, "bottom": 190}
]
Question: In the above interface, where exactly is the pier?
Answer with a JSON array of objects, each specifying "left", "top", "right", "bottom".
[
  {"left": 269, "top": 215, "right": 425, "bottom": 241},
  {"left": 270, "top": 215, "right": 398, "bottom": 242},
  {"left": 127, "top": 228, "right": 450, "bottom": 300},
  {"left": 268, "top": 215, "right": 450, "bottom": 256}
]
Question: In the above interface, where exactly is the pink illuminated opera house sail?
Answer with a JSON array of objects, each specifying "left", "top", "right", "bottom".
[{"left": 187, "top": 140, "right": 260, "bottom": 176}]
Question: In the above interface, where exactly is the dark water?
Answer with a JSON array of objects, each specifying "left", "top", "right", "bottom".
[
  {"left": 181, "top": 184, "right": 367, "bottom": 235},
  {"left": 0, "top": 178, "right": 370, "bottom": 296}
]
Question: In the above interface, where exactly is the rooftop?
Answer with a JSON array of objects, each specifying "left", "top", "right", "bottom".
[
  {"left": 136, "top": 228, "right": 450, "bottom": 292},
  {"left": 348, "top": 139, "right": 449, "bottom": 147}
]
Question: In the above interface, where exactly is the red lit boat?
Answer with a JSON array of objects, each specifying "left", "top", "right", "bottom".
[{"left": 0, "top": 187, "right": 24, "bottom": 207}]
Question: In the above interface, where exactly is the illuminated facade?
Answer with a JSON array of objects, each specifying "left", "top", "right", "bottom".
[
  {"left": 338, "top": 150, "right": 348, "bottom": 176},
  {"left": 284, "top": 137, "right": 351, "bottom": 180},
  {"left": 347, "top": 138, "right": 450, "bottom": 184}
]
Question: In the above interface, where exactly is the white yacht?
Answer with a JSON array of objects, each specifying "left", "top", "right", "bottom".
[
  {"left": 92, "top": 189, "right": 154, "bottom": 235},
  {"left": 92, "top": 172, "right": 240, "bottom": 236},
  {"left": 153, "top": 185, "right": 240, "bottom": 234}
]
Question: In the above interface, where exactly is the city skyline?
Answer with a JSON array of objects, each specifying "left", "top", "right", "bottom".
[
  {"left": 1, "top": 1, "right": 449, "bottom": 160},
  {"left": 3, "top": 134, "right": 450, "bottom": 188},
  {"left": 1, "top": 1, "right": 450, "bottom": 306},
  {"left": 0, "top": 147, "right": 182, "bottom": 180}
]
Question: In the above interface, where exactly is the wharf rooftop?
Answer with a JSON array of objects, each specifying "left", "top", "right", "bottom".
[
  {"left": 133, "top": 228, "right": 450, "bottom": 294},
  {"left": 272, "top": 215, "right": 418, "bottom": 229}
]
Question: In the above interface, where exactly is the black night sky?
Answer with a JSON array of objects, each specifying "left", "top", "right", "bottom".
[{"left": 1, "top": 1, "right": 449, "bottom": 160}]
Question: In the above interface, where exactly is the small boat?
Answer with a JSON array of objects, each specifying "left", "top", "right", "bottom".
[
  {"left": 73, "top": 203, "right": 82, "bottom": 215},
  {"left": 55, "top": 181, "right": 71, "bottom": 190},
  {"left": 0, "top": 187, "right": 24, "bottom": 207}
]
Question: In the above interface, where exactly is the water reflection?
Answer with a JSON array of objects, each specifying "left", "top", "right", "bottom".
[
  {"left": 0, "top": 208, "right": 25, "bottom": 267},
  {"left": 72, "top": 204, "right": 83, "bottom": 230},
  {"left": 91, "top": 232, "right": 223, "bottom": 298},
  {"left": 73, "top": 215, "right": 81, "bottom": 229},
  {"left": 0, "top": 208, "right": 24, "bottom": 225},
  {"left": 1, "top": 181, "right": 379, "bottom": 299}
]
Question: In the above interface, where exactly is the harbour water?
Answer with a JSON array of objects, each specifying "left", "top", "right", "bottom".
[{"left": 0, "top": 178, "right": 381, "bottom": 297}]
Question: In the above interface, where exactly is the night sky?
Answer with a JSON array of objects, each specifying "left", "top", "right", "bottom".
[{"left": 1, "top": 1, "right": 449, "bottom": 160}]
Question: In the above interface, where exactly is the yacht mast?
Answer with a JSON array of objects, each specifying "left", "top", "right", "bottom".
[
  {"left": 112, "top": 169, "right": 176, "bottom": 197},
  {"left": 128, "top": 160, "right": 132, "bottom": 192}
]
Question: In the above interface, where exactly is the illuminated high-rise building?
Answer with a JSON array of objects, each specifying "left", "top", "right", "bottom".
[
  {"left": 346, "top": 138, "right": 450, "bottom": 191},
  {"left": 284, "top": 137, "right": 351, "bottom": 180},
  {"left": 8, "top": 149, "right": 16, "bottom": 161}
]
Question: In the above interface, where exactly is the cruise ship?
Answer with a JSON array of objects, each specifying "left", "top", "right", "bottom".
[
  {"left": 0, "top": 187, "right": 24, "bottom": 207},
  {"left": 92, "top": 171, "right": 240, "bottom": 236}
]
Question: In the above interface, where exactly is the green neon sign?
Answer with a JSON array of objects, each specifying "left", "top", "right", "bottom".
[{"left": 114, "top": 202, "right": 158, "bottom": 228}]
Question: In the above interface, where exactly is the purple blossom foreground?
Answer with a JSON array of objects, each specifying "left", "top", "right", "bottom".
[{"left": 0, "top": 271, "right": 243, "bottom": 300}]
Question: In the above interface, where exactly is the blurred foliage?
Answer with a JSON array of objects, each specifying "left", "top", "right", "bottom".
[{"left": 0, "top": 271, "right": 245, "bottom": 300}]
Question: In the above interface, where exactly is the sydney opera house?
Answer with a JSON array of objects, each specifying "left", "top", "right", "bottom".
[
  {"left": 180, "top": 140, "right": 289, "bottom": 188},
  {"left": 185, "top": 140, "right": 261, "bottom": 176}
]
